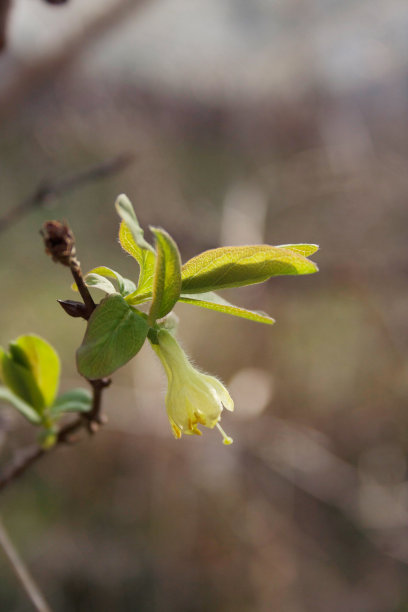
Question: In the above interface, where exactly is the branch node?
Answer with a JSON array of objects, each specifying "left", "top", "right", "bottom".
[
  {"left": 42, "top": 219, "right": 96, "bottom": 318},
  {"left": 88, "top": 421, "right": 100, "bottom": 434}
]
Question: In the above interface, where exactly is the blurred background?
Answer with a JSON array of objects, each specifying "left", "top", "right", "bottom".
[{"left": 1, "top": 0, "right": 408, "bottom": 610}]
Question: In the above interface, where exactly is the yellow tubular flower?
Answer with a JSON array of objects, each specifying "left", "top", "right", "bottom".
[{"left": 151, "top": 329, "right": 234, "bottom": 444}]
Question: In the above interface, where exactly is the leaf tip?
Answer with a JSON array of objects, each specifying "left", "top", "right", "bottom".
[{"left": 114, "top": 193, "right": 131, "bottom": 212}]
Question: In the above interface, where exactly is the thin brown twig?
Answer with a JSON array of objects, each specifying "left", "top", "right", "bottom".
[
  {"left": 0, "top": 515, "right": 53, "bottom": 611},
  {"left": 69, "top": 262, "right": 96, "bottom": 320},
  {"left": 0, "top": 416, "right": 86, "bottom": 493},
  {"left": 0, "top": 152, "right": 134, "bottom": 235},
  {"left": 0, "top": 221, "right": 111, "bottom": 492}
]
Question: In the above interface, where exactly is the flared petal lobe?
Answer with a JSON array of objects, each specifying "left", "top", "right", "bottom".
[{"left": 152, "top": 329, "right": 234, "bottom": 444}]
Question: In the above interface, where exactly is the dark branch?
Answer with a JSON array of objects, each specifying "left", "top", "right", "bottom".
[
  {"left": 85, "top": 379, "right": 111, "bottom": 433},
  {"left": 0, "top": 152, "right": 134, "bottom": 235},
  {"left": 41, "top": 220, "right": 96, "bottom": 319},
  {"left": 69, "top": 264, "right": 96, "bottom": 320},
  {"left": 0, "top": 417, "right": 82, "bottom": 493}
]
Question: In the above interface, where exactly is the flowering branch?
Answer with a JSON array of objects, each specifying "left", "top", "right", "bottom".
[{"left": 0, "top": 194, "right": 318, "bottom": 491}]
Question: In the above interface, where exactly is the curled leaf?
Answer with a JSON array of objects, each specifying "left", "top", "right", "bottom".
[
  {"left": 115, "top": 194, "right": 155, "bottom": 254},
  {"left": 148, "top": 228, "right": 182, "bottom": 324},
  {"left": 119, "top": 221, "right": 156, "bottom": 297}
]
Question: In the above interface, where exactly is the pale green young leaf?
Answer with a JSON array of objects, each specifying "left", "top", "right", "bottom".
[
  {"left": 88, "top": 266, "right": 136, "bottom": 296},
  {"left": 0, "top": 353, "right": 45, "bottom": 410},
  {"left": 0, "top": 386, "right": 42, "bottom": 424},
  {"left": 82, "top": 273, "right": 117, "bottom": 294},
  {"left": 119, "top": 221, "right": 156, "bottom": 296},
  {"left": 115, "top": 194, "right": 155, "bottom": 254},
  {"left": 72, "top": 266, "right": 136, "bottom": 297},
  {"left": 2, "top": 353, "right": 45, "bottom": 411},
  {"left": 119, "top": 218, "right": 143, "bottom": 263},
  {"left": 148, "top": 228, "right": 182, "bottom": 324},
  {"left": 277, "top": 244, "right": 319, "bottom": 257},
  {"left": 181, "top": 245, "right": 318, "bottom": 294},
  {"left": 50, "top": 388, "right": 92, "bottom": 416},
  {"left": 12, "top": 335, "right": 60, "bottom": 408},
  {"left": 179, "top": 292, "right": 275, "bottom": 325},
  {"left": 77, "top": 294, "right": 149, "bottom": 379},
  {"left": 125, "top": 290, "right": 152, "bottom": 306},
  {"left": 0, "top": 335, "right": 60, "bottom": 410}
]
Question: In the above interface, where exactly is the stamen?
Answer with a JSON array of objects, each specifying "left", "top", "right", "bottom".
[
  {"left": 188, "top": 418, "right": 202, "bottom": 435},
  {"left": 171, "top": 424, "right": 182, "bottom": 439},
  {"left": 216, "top": 423, "right": 233, "bottom": 445}
]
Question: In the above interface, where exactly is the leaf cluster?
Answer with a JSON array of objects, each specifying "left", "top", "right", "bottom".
[
  {"left": 75, "top": 195, "right": 319, "bottom": 379},
  {"left": 0, "top": 335, "right": 91, "bottom": 447}
]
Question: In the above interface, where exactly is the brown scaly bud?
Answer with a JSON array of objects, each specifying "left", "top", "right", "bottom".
[{"left": 41, "top": 220, "right": 76, "bottom": 266}]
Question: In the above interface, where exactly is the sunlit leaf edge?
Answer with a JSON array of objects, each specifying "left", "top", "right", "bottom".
[{"left": 179, "top": 292, "right": 275, "bottom": 325}]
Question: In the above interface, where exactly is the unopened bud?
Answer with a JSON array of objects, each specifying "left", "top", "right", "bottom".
[
  {"left": 41, "top": 220, "right": 76, "bottom": 266},
  {"left": 57, "top": 299, "right": 88, "bottom": 318}
]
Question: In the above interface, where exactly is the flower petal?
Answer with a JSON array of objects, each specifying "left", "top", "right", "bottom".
[{"left": 151, "top": 329, "right": 235, "bottom": 443}]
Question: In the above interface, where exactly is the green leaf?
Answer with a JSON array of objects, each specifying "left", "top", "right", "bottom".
[
  {"left": 88, "top": 267, "right": 136, "bottom": 296},
  {"left": 0, "top": 386, "right": 42, "bottom": 424},
  {"left": 119, "top": 221, "right": 156, "bottom": 297},
  {"left": 179, "top": 292, "right": 275, "bottom": 325},
  {"left": 1, "top": 353, "right": 45, "bottom": 410},
  {"left": 115, "top": 195, "right": 156, "bottom": 298},
  {"left": 115, "top": 194, "right": 155, "bottom": 254},
  {"left": 0, "top": 335, "right": 60, "bottom": 411},
  {"left": 77, "top": 294, "right": 149, "bottom": 379},
  {"left": 181, "top": 245, "right": 318, "bottom": 294},
  {"left": 148, "top": 228, "right": 182, "bottom": 324},
  {"left": 50, "top": 388, "right": 92, "bottom": 416},
  {"left": 8, "top": 344, "right": 31, "bottom": 369},
  {"left": 72, "top": 266, "right": 136, "bottom": 297},
  {"left": 81, "top": 273, "right": 117, "bottom": 294},
  {"left": 12, "top": 335, "right": 60, "bottom": 408},
  {"left": 125, "top": 290, "right": 152, "bottom": 306},
  {"left": 277, "top": 244, "right": 319, "bottom": 257}
]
